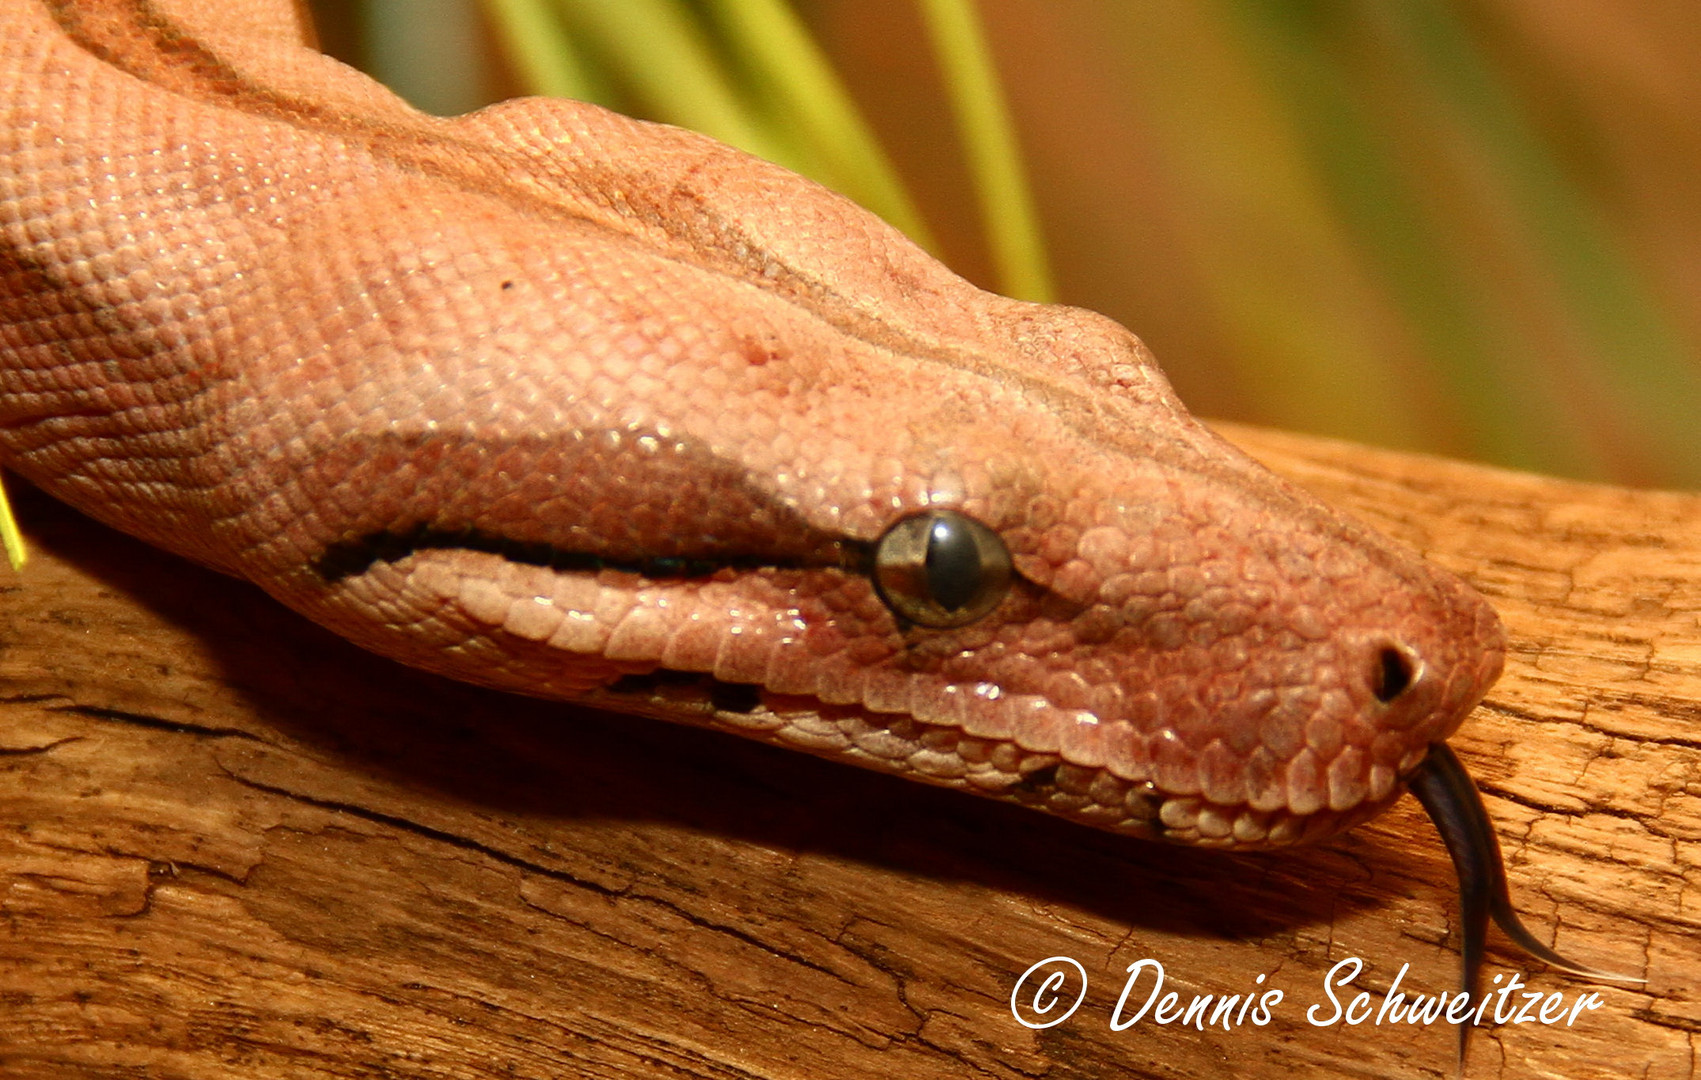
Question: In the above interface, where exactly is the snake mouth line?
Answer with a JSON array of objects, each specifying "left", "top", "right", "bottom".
[
  {"left": 585, "top": 667, "right": 1389, "bottom": 849},
  {"left": 592, "top": 667, "right": 1165, "bottom": 827},
  {"left": 344, "top": 541, "right": 1429, "bottom": 851}
]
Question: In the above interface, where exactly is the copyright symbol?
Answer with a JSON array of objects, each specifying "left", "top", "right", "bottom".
[{"left": 1010, "top": 956, "right": 1088, "bottom": 1029}]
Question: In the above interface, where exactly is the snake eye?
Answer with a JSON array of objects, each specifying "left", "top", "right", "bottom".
[{"left": 872, "top": 509, "right": 1012, "bottom": 628}]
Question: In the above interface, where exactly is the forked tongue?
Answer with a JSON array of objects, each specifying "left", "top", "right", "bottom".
[{"left": 1407, "top": 742, "right": 1645, "bottom": 1069}]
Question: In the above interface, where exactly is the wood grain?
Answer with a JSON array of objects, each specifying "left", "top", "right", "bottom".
[{"left": 0, "top": 425, "right": 1695, "bottom": 1079}]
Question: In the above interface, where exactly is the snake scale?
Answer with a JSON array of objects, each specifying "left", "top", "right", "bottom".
[{"left": 0, "top": 0, "right": 1635, "bottom": 1058}]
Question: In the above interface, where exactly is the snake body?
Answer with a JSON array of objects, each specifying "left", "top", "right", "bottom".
[{"left": 0, "top": 0, "right": 1627, "bottom": 1040}]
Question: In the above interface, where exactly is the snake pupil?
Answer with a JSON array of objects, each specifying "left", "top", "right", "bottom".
[
  {"left": 872, "top": 509, "right": 1012, "bottom": 628},
  {"left": 925, "top": 516, "right": 982, "bottom": 612}
]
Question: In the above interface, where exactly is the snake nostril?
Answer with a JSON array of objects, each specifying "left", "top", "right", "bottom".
[{"left": 1372, "top": 645, "right": 1416, "bottom": 704}]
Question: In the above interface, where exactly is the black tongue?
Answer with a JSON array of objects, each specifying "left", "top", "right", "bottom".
[{"left": 1407, "top": 742, "right": 1645, "bottom": 1067}]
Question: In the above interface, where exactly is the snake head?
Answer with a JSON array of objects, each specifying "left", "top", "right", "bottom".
[
  {"left": 198, "top": 97, "right": 1626, "bottom": 1073},
  {"left": 175, "top": 97, "right": 1511, "bottom": 856},
  {"left": 0, "top": 17, "right": 1634, "bottom": 1071}
]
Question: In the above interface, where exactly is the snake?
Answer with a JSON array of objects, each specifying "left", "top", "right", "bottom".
[{"left": 0, "top": 0, "right": 1636, "bottom": 1056}]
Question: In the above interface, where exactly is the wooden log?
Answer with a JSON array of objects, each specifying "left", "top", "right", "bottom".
[{"left": 0, "top": 424, "right": 1694, "bottom": 1079}]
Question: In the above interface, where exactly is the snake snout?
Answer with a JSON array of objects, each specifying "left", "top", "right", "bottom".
[{"left": 1349, "top": 550, "right": 1508, "bottom": 750}]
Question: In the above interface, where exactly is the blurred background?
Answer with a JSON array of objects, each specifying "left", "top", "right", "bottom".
[{"left": 306, "top": 1, "right": 1701, "bottom": 490}]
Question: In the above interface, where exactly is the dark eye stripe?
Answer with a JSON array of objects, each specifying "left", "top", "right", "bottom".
[
  {"left": 312, "top": 523, "right": 868, "bottom": 583},
  {"left": 314, "top": 506, "right": 1034, "bottom": 641}
]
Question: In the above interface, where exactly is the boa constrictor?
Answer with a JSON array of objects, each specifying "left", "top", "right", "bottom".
[{"left": 0, "top": 0, "right": 1634, "bottom": 1053}]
